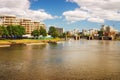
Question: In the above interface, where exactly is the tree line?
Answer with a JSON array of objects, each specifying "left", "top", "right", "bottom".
[
  {"left": 31, "top": 26, "right": 59, "bottom": 38},
  {"left": 31, "top": 27, "right": 47, "bottom": 38},
  {"left": 0, "top": 25, "right": 25, "bottom": 39},
  {"left": 0, "top": 25, "right": 63, "bottom": 39}
]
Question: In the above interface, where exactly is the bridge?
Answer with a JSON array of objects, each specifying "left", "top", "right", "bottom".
[
  {"left": 87, "top": 36, "right": 114, "bottom": 40},
  {"left": 65, "top": 35, "right": 80, "bottom": 40}
]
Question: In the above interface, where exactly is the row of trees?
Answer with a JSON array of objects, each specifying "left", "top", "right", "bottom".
[
  {"left": 31, "top": 27, "right": 47, "bottom": 38},
  {"left": 31, "top": 26, "right": 59, "bottom": 38},
  {"left": 0, "top": 25, "right": 25, "bottom": 39},
  {"left": 0, "top": 25, "right": 62, "bottom": 39}
]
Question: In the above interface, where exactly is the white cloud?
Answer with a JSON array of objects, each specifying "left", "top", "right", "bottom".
[
  {"left": 63, "top": 9, "right": 90, "bottom": 23},
  {"left": 0, "top": 0, "right": 55, "bottom": 21},
  {"left": 87, "top": 17, "right": 104, "bottom": 23},
  {"left": 64, "top": 0, "right": 120, "bottom": 23}
]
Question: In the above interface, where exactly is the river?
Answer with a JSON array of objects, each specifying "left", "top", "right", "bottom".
[{"left": 0, "top": 40, "right": 120, "bottom": 80}]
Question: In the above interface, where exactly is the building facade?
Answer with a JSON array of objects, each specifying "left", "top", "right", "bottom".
[
  {"left": 101, "top": 25, "right": 118, "bottom": 37},
  {"left": 82, "top": 28, "right": 98, "bottom": 36},
  {"left": 0, "top": 15, "right": 46, "bottom": 34},
  {"left": 0, "top": 16, "right": 19, "bottom": 26},
  {"left": 55, "top": 27, "right": 64, "bottom": 35}
]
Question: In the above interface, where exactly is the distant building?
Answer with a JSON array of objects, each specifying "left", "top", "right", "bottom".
[
  {"left": 82, "top": 28, "right": 98, "bottom": 36},
  {"left": 55, "top": 27, "right": 64, "bottom": 35},
  {"left": 73, "top": 29, "right": 79, "bottom": 35},
  {"left": 0, "top": 15, "right": 46, "bottom": 34},
  {"left": 100, "top": 25, "right": 118, "bottom": 37},
  {"left": 67, "top": 29, "right": 80, "bottom": 36},
  {"left": 89, "top": 29, "right": 98, "bottom": 36},
  {"left": 82, "top": 29, "right": 89, "bottom": 35}
]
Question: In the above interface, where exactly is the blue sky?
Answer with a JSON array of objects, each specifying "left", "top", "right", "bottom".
[
  {"left": 30, "top": 0, "right": 82, "bottom": 30},
  {"left": 29, "top": 0, "right": 120, "bottom": 31},
  {"left": 0, "top": 0, "right": 120, "bottom": 31}
]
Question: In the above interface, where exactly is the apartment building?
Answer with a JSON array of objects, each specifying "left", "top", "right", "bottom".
[
  {"left": 101, "top": 25, "right": 118, "bottom": 37},
  {"left": 82, "top": 28, "right": 98, "bottom": 36},
  {"left": 40, "top": 23, "right": 46, "bottom": 29},
  {"left": 19, "top": 19, "right": 33, "bottom": 34},
  {"left": 34, "top": 22, "right": 41, "bottom": 30},
  {"left": 0, "top": 16, "right": 19, "bottom": 26},
  {"left": 0, "top": 15, "right": 46, "bottom": 34},
  {"left": 55, "top": 27, "right": 64, "bottom": 35}
]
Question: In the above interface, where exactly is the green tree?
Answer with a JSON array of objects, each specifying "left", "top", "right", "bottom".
[
  {"left": 0, "top": 25, "right": 25, "bottom": 39},
  {"left": 6, "top": 25, "right": 13, "bottom": 38},
  {"left": 17, "top": 25, "right": 25, "bottom": 37},
  {"left": 48, "top": 26, "right": 58, "bottom": 38},
  {"left": 15, "top": 25, "right": 25, "bottom": 38},
  {"left": 98, "top": 31, "right": 103, "bottom": 37},
  {"left": 0, "top": 26, "right": 9, "bottom": 38},
  {"left": 6, "top": 25, "right": 25, "bottom": 39},
  {"left": 31, "top": 30, "right": 40, "bottom": 38},
  {"left": 39, "top": 27, "right": 47, "bottom": 37},
  {"left": 59, "top": 32, "right": 66, "bottom": 38},
  {"left": 51, "top": 31, "right": 58, "bottom": 38}
]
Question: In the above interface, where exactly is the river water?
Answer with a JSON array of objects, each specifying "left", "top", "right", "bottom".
[{"left": 0, "top": 40, "right": 120, "bottom": 80}]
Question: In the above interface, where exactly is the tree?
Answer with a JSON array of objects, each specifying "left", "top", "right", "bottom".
[
  {"left": 48, "top": 26, "right": 58, "bottom": 38},
  {"left": 0, "top": 25, "right": 25, "bottom": 39},
  {"left": 0, "top": 26, "right": 9, "bottom": 38},
  {"left": 98, "top": 31, "right": 103, "bottom": 37},
  {"left": 16, "top": 25, "right": 25, "bottom": 38},
  {"left": 6, "top": 25, "right": 25, "bottom": 39},
  {"left": 51, "top": 31, "right": 58, "bottom": 38},
  {"left": 6, "top": 25, "right": 13, "bottom": 38},
  {"left": 31, "top": 30, "right": 40, "bottom": 38},
  {"left": 39, "top": 27, "right": 47, "bottom": 37},
  {"left": 59, "top": 32, "right": 66, "bottom": 38}
]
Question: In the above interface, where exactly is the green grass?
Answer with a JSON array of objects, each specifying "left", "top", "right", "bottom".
[{"left": 0, "top": 38, "right": 63, "bottom": 45}]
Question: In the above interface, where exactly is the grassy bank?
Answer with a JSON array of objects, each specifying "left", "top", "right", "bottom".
[
  {"left": 0, "top": 38, "right": 63, "bottom": 45},
  {"left": 115, "top": 37, "right": 120, "bottom": 41}
]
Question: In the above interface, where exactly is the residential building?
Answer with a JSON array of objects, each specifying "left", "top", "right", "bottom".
[
  {"left": 82, "top": 28, "right": 98, "bottom": 36},
  {"left": 67, "top": 29, "right": 80, "bottom": 36},
  {"left": 34, "top": 21, "right": 41, "bottom": 30},
  {"left": 19, "top": 19, "right": 33, "bottom": 34},
  {"left": 55, "top": 27, "right": 64, "bottom": 35},
  {"left": 0, "top": 15, "right": 19, "bottom": 26},
  {"left": 100, "top": 25, "right": 118, "bottom": 37},
  {"left": 39, "top": 23, "right": 46, "bottom": 29},
  {"left": 82, "top": 29, "right": 89, "bottom": 36},
  {"left": 89, "top": 29, "right": 98, "bottom": 36},
  {"left": 0, "top": 15, "right": 46, "bottom": 34}
]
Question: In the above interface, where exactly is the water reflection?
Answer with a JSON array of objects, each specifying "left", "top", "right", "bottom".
[{"left": 0, "top": 40, "right": 120, "bottom": 80}]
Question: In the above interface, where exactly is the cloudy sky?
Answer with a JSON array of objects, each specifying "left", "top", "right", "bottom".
[{"left": 0, "top": 0, "right": 120, "bottom": 31}]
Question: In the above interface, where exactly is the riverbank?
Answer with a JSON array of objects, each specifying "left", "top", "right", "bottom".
[
  {"left": 0, "top": 38, "right": 63, "bottom": 46},
  {"left": 115, "top": 37, "right": 120, "bottom": 41}
]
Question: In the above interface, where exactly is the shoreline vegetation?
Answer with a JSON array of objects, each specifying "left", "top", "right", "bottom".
[
  {"left": 0, "top": 38, "right": 120, "bottom": 47},
  {"left": 0, "top": 38, "right": 63, "bottom": 47}
]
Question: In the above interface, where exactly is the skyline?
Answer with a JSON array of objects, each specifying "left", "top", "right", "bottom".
[{"left": 0, "top": 0, "right": 120, "bottom": 31}]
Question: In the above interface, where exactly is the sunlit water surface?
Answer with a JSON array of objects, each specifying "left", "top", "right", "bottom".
[{"left": 0, "top": 40, "right": 120, "bottom": 80}]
